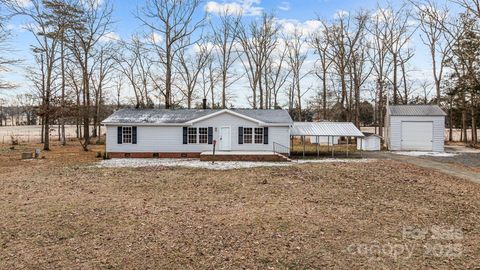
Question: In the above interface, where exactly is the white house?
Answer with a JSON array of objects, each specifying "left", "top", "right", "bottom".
[
  {"left": 385, "top": 105, "right": 446, "bottom": 152},
  {"left": 102, "top": 109, "right": 293, "bottom": 158},
  {"left": 357, "top": 132, "right": 382, "bottom": 151}
]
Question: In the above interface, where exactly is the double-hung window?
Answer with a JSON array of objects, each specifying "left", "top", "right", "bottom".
[
  {"left": 188, "top": 127, "right": 197, "bottom": 144},
  {"left": 198, "top": 128, "right": 208, "bottom": 144},
  {"left": 243, "top": 127, "right": 263, "bottom": 144},
  {"left": 122, "top": 126, "right": 132, "bottom": 144},
  {"left": 254, "top": 128, "right": 264, "bottom": 144},
  {"left": 186, "top": 127, "right": 209, "bottom": 144},
  {"left": 243, "top": 128, "right": 253, "bottom": 144}
]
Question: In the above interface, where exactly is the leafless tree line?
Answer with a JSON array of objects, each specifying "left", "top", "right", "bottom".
[{"left": 0, "top": 0, "right": 479, "bottom": 149}]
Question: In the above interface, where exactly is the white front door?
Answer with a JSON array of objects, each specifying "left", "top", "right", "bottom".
[
  {"left": 219, "top": 127, "right": 231, "bottom": 151},
  {"left": 401, "top": 121, "right": 433, "bottom": 151}
]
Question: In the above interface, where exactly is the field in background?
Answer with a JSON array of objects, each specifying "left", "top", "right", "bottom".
[{"left": 0, "top": 125, "right": 101, "bottom": 144}]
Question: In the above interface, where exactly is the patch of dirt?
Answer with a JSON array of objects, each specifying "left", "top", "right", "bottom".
[{"left": 0, "top": 143, "right": 479, "bottom": 269}]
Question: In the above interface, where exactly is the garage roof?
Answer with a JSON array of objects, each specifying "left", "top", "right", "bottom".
[
  {"left": 291, "top": 122, "right": 364, "bottom": 137},
  {"left": 388, "top": 105, "right": 447, "bottom": 116}
]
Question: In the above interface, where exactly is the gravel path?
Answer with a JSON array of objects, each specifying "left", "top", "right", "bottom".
[{"left": 372, "top": 152, "right": 480, "bottom": 184}]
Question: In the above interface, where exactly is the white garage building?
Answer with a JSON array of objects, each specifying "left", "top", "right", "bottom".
[{"left": 385, "top": 105, "right": 447, "bottom": 152}]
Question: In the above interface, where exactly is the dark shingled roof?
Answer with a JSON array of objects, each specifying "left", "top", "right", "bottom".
[
  {"left": 388, "top": 105, "right": 447, "bottom": 116},
  {"left": 102, "top": 109, "right": 293, "bottom": 124}
]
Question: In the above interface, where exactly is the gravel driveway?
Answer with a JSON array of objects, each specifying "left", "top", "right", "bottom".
[{"left": 367, "top": 151, "right": 480, "bottom": 184}]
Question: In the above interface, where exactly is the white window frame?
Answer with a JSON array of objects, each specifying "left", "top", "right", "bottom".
[
  {"left": 198, "top": 127, "right": 208, "bottom": 144},
  {"left": 243, "top": 127, "right": 253, "bottom": 144},
  {"left": 188, "top": 127, "right": 197, "bottom": 144},
  {"left": 188, "top": 127, "right": 209, "bottom": 144},
  {"left": 254, "top": 127, "right": 264, "bottom": 144},
  {"left": 243, "top": 127, "right": 263, "bottom": 144},
  {"left": 122, "top": 126, "right": 133, "bottom": 144}
]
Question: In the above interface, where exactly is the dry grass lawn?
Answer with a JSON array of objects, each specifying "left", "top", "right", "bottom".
[{"left": 0, "top": 142, "right": 479, "bottom": 269}]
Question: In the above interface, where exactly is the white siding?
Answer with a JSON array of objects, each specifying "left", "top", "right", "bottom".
[
  {"left": 357, "top": 136, "right": 381, "bottom": 151},
  {"left": 388, "top": 115, "right": 445, "bottom": 152},
  {"left": 106, "top": 112, "right": 290, "bottom": 153}
]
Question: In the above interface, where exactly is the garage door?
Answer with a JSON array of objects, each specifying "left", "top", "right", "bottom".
[{"left": 401, "top": 121, "right": 433, "bottom": 151}]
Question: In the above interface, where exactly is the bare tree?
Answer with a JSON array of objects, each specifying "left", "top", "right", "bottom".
[
  {"left": 452, "top": 0, "right": 480, "bottom": 18},
  {"left": 349, "top": 13, "right": 373, "bottom": 127},
  {"left": 384, "top": 4, "right": 417, "bottom": 105},
  {"left": 91, "top": 44, "right": 115, "bottom": 137},
  {"left": 43, "top": 0, "right": 84, "bottom": 146},
  {"left": 239, "top": 13, "right": 278, "bottom": 109},
  {"left": 139, "top": 0, "right": 204, "bottom": 109},
  {"left": 310, "top": 19, "right": 333, "bottom": 120},
  {"left": 69, "top": 0, "right": 113, "bottom": 150},
  {"left": 285, "top": 28, "right": 310, "bottom": 120},
  {"left": 265, "top": 44, "right": 290, "bottom": 109},
  {"left": 3, "top": 0, "right": 64, "bottom": 150},
  {"left": 327, "top": 11, "right": 369, "bottom": 121},
  {"left": 115, "top": 35, "right": 154, "bottom": 108},
  {"left": 175, "top": 37, "right": 212, "bottom": 108},
  {"left": 413, "top": 1, "right": 451, "bottom": 104},
  {"left": 369, "top": 7, "right": 394, "bottom": 136},
  {"left": 0, "top": 10, "right": 19, "bottom": 89},
  {"left": 210, "top": 9, "right": 242, "bottom": 108}
]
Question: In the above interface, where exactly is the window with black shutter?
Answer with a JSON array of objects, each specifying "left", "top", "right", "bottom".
[
  {"left": 122, "top": 127, "right": 133, "bottom": 144},
  {"left": 208, "top": 127, "right": 213, "bottom": 144},
  {"left": 238, "top": 127, "right": 243, "bottom": 144},
  {"left": 183, "top": 127, "right": 188, "bottom": 144},
  {"left": 132, "top": 127, "right": 137, "bottom": 144},
  {"left": 263, "top": 127, "right": 269, "bottom": 144},
  {"left": 117, "top": 126, "right": 123, "bottom": 144}
]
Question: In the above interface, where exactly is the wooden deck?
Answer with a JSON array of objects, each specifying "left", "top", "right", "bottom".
[{"left": 200, "top": 151, "right": 290, "bottom": 162}]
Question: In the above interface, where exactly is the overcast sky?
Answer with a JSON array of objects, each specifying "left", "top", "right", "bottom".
[{"left": 2, "top": 0, "right": 458, "bottom": 107}]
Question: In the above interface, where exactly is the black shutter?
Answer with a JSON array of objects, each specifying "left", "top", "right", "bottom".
[
  {"left": 183, "top": 127, "right": 188, "bottom": 144},
  {"left": 117, "top": 126, "right": 122, "bottom": 144},
  {"left": 238, "top": 127, "right": 243, "bottom": 144},
  {"left": 132, "top": 126, "right": 137, "bottom": 144},
  {"left": 208, "top": 127, "right": 213, "bottom": 144},
  {"left": 264, "top": 127, "right": 269, "bottom": 144}
]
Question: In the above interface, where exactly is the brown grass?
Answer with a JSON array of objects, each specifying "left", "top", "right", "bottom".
[{"left": 0, "top": 142, "right": 479, "bottom": 269}]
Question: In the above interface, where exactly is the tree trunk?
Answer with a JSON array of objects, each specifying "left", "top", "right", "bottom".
[
  {"left": 60, "top": 38, "right": 66, "bottom": 146},
  {"left": 472, "top": 107, "right": 478, "bottom": 146},
  {"left": 323, "top": 70, "right": 327, "bottom": 120},
  {"left": 449, "top": 98, "right": 453, "bottom": 142},
  {"left": 83, "top": 54, "right": 90, "bottom": 151}
]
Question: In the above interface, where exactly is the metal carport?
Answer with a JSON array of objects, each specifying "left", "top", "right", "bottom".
[{"left": 290, "top": 122, "right": 365, "bottom": 157}]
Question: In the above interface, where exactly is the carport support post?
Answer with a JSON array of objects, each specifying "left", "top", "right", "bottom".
[
  {"left": 346, "top": 137, "right": 349, "bottom": 157},
  {"left": 302, "top": 135, "right": 305, "bottom": 158},
  {"left": 332, "top": 139, "right": 335, "bottom": 158},
  {"left": 316, "top": 136, "right": 319, "bottom": 157},
  {"left": 360, "top": 137, "right": 364, "bottom": 158},
  {"left": 327, "top": 136, "right": 330, "bottom": 152}
]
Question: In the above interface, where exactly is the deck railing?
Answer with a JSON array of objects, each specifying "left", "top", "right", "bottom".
[{"left": 273, "top": 142, "right": 290, "bottom": 157}]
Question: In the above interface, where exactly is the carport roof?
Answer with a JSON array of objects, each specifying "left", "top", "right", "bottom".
[
  {"left": 388, "top": 105, "right": 447, "bottom": 116},
  {"left": 291, "top": 122, "right": 364, "bottom": 137}
]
